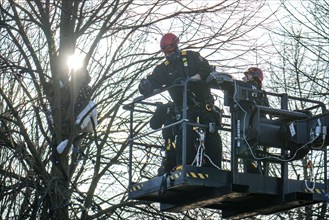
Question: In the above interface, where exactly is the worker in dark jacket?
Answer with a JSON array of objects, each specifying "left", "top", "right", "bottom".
[
  {"left": 242, "top": 67, "right": 269, "bottom": 108},
  {"left": 139, "top": 33, "right": 222, "bottom": 169},
  {"left": 241, "top": 67, "right": 269, "bottom": 174}
]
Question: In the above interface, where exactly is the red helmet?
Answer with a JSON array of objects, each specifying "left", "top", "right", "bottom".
[
  {"left": 244, "top": 67, "right": 264, "bottom": 83},
  {"left": 160, "top": 33, "right": 179, "bottom": 53}
]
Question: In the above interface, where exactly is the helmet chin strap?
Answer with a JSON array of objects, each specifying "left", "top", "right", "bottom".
[{"left": 165, "top": 48, "right": 180, "bottom": 62}]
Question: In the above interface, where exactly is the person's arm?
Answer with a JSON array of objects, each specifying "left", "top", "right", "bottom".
[
  {"left": 138, "top": 78, "right": 154, "bottom": 96},
  {"left": 139, "top": 66, "right": 165, "bottom": 96},
  {"left": 191, "top": 51, "right": 211, "bottom": 80}
]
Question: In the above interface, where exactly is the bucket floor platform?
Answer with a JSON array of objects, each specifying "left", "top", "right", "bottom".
[{"left": 128, "top": 166, "right": 327, "bottom": 219}]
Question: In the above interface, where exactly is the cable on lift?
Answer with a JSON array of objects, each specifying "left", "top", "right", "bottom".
[
  {"left": 192, "top": 128, "right": 205, "bottom": 167},
  {"left": 304, "top": 160, "right": 316, "bottom": 191},
  {"left": 191, "top": 117, "right": 222, "bottom": 170}
]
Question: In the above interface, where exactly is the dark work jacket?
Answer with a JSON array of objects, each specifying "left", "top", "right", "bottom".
[
  {"left": 245, "top": 81, "right": 269, "bottom": 107},
  {"left": 146, "top": 50, "right": 212, "bottom": 104}
]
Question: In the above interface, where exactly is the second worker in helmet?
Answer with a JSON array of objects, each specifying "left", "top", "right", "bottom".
[
  {"left": 241, "top": 67, "right": 269, "bottom": 174},
  {"left": 139, "top": 33, "right": 222, "bottom": 170}
]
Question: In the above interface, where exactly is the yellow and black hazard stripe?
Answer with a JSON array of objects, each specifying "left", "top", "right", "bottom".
[
  {"left": 129, "top": 183, "right": 144, "bottom": 192},
  {"left": 169, "top": 170, "right": 209, "bottom": 181},
  {"left": 186, "top": 171, "right": 209, "bottom": 179},
  {"left": 304, "top": 187, "right": 325, "bottom": 194},
  {"left": 169, "top": 171, "right": 182, "bottom": 181}
]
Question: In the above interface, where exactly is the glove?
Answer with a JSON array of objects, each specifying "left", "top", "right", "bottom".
[{"left": 138, "top": 79, "right": 153, "bottom": 96}]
